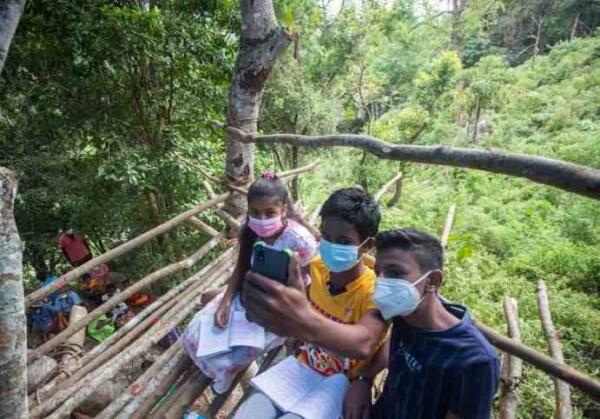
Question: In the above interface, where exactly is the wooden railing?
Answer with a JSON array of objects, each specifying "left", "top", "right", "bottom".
[{"left": 26, "top": 162, "right": 318, "bottom": 419}]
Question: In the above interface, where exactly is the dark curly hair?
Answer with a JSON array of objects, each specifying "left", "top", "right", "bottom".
[
  {"left": 376, "top": 228, "right": 443, "bottom": 272},
  {"left": 320, "top": 187, "right": 381, "bottom": 241}
]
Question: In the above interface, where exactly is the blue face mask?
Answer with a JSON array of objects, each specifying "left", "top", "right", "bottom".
[{"left": 319, "top": 239, "right": 367, "bottom": 273}]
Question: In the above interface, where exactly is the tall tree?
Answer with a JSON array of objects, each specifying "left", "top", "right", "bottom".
[
  {"left": 223, "top": 0, "right": 292, "bottom": 216},
  {"left": 0, "top": 1, "right": 27, "bottom": 417}
]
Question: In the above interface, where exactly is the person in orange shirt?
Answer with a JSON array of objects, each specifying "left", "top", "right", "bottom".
[
  {"left": 58, "top": 225, "right": 92, "bottom": 267},
  {"left": 234, "top": 188, "right": 387, "bottom": 419}
]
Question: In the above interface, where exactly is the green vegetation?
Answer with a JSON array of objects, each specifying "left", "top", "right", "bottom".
[{"left": 2, "top": 0, "right": 600, "bottom": 416}]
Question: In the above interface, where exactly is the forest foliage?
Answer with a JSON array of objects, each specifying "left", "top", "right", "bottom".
[{"left": 2, "top": 0, "right": 600, "bottom": 416}]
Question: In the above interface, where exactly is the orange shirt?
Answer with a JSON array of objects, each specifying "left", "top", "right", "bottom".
[{"left": 297, "top": 257, "right": 386, "bottom": 378}]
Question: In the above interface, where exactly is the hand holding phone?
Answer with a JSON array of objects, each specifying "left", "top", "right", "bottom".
[{"left": 251, "top": 242, "right": 292, "bottom": 285}]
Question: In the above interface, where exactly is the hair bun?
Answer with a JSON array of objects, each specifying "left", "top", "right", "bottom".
[{"left": 260, "top": 171, "right": 278, "bottom": 180}]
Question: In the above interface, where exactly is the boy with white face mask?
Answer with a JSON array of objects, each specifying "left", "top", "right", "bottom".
[{"left": 344, "top": 228, "right": 500, "bottom": 419}]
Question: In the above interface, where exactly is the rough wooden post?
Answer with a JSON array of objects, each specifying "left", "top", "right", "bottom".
[
  {"left": 223, "top": 0, "right": 293, "bottom": 217},
  {"left": 0, "top": 167, "right": 28, "bottom": 418},
  {"left": 537, "top": 280, "right": 572, "bottom": 419},
  {"left": 499, "top": 297, "right": 522, "bottom": 419}
]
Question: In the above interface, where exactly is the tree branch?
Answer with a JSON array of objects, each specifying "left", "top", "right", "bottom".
[{"left": 228, "top": 127, "right": 600, "bottom": 201}]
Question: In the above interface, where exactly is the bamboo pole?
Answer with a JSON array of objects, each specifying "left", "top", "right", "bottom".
[
  {"left": 160, "top": 372, "right": 210, "bottom": 419},
  {"left": 36, "top": 258, "right": 227, "bottom": 403},
  {"left": 203, "top": 181, "right": 242, "bottom": 232},
  {"left": 473, "top": 319, "right": 600, "bottom": 399},
  {"left": 31, "top": 256, "right": 234, "bottom": 419},
  {"left": 27, "top": 354, "right": 58, "bottom": 394},
  {"left": 537, "top": 280, "right": 572, "bottom": 418},
  {"left": 46, "top": 255, "right": 233, "bottom": 405},
  {"left": 276, "top": 160, "right": 319, "bottom": 178},
  {"left": 499, "top": 297, "right": 522, "bottom": 419},
  {"left": 440, "top": 204, "right": 457, "bottom": 248},
  {"left": 95, "top": 341, "right": 188, "bottom": 419},
  {"left": 84, "top": 246, "right": 233, "bottom": 363},
  {"left": 26, "top": 193, "right": 230, "bottom": 306},
  {"left": 127, "top": 358, "right": 193, "bottom": 419},
  {"left": 29, "top": 233, "right": 225, "bottom": 364},
  {"left": 147, "top": 367, "right": 196, "bottom": 418},
  {"left": 374, "top": 172, "right": 403, "bottom": 202},
  {"left": 188, "top": 216, "right": 220, "bottom": 237}
]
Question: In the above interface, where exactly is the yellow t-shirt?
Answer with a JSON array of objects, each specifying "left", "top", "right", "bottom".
[{"left": 297, "top": 256, "right": 384, "bottom": 378}]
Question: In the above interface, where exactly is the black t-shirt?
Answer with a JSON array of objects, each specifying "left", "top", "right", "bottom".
[{"left": 372, "top": 304, "right": 500, "bottom": 419}]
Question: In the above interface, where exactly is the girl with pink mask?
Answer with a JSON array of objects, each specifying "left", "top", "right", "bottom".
[{"left": 182, "top": 172, "right": 318, "bottom": 394}]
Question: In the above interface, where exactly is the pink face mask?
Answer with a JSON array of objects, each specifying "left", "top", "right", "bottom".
[{"left": 247, "top": 215, "right": 284, "bottom": 238}]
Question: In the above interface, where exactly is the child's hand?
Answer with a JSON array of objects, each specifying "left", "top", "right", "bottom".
[{"left": 214, "top": 296, "right": 232, "bottom": 328}]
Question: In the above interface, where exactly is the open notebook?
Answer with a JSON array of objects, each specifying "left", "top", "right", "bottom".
[
  {"left": 251, "top": 356, "right": 350, "bottom": 419},
  {"left": 196, "top": 311, "right": 266, "bottom": 359}
]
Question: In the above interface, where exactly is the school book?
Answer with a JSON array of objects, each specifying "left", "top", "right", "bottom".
[
  {"left": 250, "top": 356, "right": 350, "bottom": 419},
  {"left": 196, "top": 310, "right": 266, "bottom": 359}
]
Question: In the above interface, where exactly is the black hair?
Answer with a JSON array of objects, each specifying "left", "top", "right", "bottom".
[
  {"left": 320, "top": 187, "right": 381, "bottom": 241},
  {"left": 236, "top": 174, "right": 293, "bottom": 291},
  {"left": 376, "top": 228, "right": 443, "bottom": 272},
  {"left": 247, "top": 176, "right": 290, "bottom": 206}
]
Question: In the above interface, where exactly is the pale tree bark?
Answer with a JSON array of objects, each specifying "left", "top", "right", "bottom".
[
  {"left": 0, "top": 168, "right": 28, "bottom": 418},
  {"left": 229, "top": 128, "right": 600, "bottom": 201},
  {"left": 223, "top": 0, "right": 293, "bottom": 217},
  {"left": 0, "top": 0, "right": 25, "bottom": 74}
]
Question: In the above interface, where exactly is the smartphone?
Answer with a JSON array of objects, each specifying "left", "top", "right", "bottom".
[{"left": 251, "top": 242, "right": 292, "bottom": 285}]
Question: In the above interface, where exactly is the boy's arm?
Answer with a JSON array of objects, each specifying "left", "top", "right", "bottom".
[
  {"left": 308, "top": 309, "right": 385, "bottom": 359},
  {"left": 243, "top": 257, "right": 385, "bottom": 359}
]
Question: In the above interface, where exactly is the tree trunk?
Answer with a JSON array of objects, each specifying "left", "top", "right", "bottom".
[
  {"left": 0, "top": 0, "right": 25, "bottom": 74},
  {"left": 0, "top": 167, "right": 28, "bottom": 418},
  {"left": 223, "top": 0, "right": 292, "bottom": 217}
]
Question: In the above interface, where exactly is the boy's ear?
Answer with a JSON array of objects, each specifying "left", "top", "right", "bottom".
[
  {"left": 425, "top": 270, "right": 443, "bottom": 291},
  {"left": 360, "top": 237, "right": 376, "bottom": 253}
]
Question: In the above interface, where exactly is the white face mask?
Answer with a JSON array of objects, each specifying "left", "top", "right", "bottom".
[{"left": 374, "top": 270, "right": 435, "bottom": 320}]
